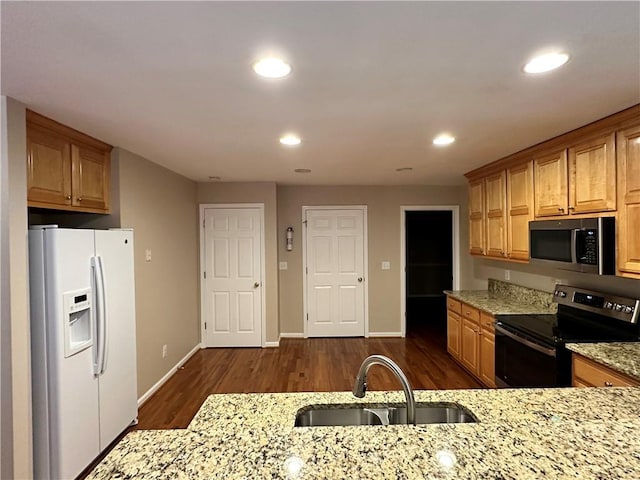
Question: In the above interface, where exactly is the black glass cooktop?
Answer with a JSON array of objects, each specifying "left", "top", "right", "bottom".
[{"left": 497, "top": 305, "right": 640, "bottom": 347}]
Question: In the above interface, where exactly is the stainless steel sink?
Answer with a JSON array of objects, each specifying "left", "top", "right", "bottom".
[{"left": 294, "top": 402, "right": 477, "bottom": 427}]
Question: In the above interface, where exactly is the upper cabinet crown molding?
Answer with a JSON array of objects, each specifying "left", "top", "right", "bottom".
[{"left": 26, "top": 109, "right": 112, "bottom": 214}]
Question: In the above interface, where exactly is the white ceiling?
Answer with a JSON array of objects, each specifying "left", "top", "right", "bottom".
[{"left": 2, "top": 1, "right": 639, "bottom": 186}]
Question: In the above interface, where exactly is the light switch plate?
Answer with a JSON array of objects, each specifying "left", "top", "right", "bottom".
[
  {"left": 145, "top": 249, "right": 152, "bottom": 262},
  {"left": 504, "top": 269, "right": 510, "bottom": 280},
  {"left": 279, "top": 261, "right": 288, "bottom": 270},
  {"left": 381, "top": 261, "right": 391, "bottom": 270}
]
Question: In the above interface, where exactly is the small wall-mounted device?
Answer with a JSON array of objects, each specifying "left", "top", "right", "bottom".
[
  {"left": 63, "top": 288, "right": 93, "bottom": 358},
  {"left": 286, "top": 227, "right": 294, "bottom": 251}
]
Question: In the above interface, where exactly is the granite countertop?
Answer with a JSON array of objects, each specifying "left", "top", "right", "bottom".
[
  {"left": 88, "top": 387, "right": 640, "bottom": 479},
  {"left": 444, "top": 279, "right": 557, "bottom": 315},
  {"left": 566, "top": 342, "right": 640, "bottom": 381}
]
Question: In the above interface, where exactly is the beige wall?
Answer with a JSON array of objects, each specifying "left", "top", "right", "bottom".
[
  {"left": 2, "top": 97, "right": 32, "bottom": 478},
  {"left": 118, "top": 148, "right": 200, "bottom": 397},
  {"left": 276, "top": 185, "right": 475, "bottom": 335},
  {"left": 196, "top": 182, "right": 279, "bottom": 343}
]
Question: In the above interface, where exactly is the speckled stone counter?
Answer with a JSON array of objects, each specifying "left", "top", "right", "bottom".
[
  {"left": 567, "top": 342, "right": 640, "bottom": 381},
  {"left": 88, "top": 387, "right": 640, "bottom": 479},
  {"left": 445, "top": 279, "right": 557, "bottom": 315}
]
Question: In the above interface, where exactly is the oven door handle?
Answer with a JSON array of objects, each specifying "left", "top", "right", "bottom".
[{"left": 495, "top": 325, "right": 557, "bottom": 357}]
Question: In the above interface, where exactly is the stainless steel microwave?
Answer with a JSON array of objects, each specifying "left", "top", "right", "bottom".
[{"left": 529, "top": 217, "right": 615, "bottom": 275}]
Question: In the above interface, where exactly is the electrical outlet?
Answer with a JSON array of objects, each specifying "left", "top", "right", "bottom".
[
  {"left": 504, "top": 269, "right": 510, "bottom": 281},
  {"left": 381, "top": 261, "right": 391, "bottom": 270},
  {"left": 145, "top": 249, "right": 152, "bottom": 262},
  {"left": 162, "top": 344, "right": 167, "bottom": 358},
  {"left": 279, "top": 261, "right": 288, "bottom": 270}
]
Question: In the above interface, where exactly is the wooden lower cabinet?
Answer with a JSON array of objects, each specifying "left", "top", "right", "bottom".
[
  {"left": 446, "top": 296, "right": 495, "bottom": 388},
  {"left": 479, "top": 312, "right": 496, "bottom": 387},
  {"left": 572, "top": 354, "right": 640, "bottom": 387},
  {"left": 447, "top": 310, "right": 461, "bottom": 360},
  {"left": 460, "top": 317, "right": 480, "bottom": 375}
]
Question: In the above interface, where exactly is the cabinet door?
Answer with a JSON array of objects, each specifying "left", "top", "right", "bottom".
[
  {"left": 534, "top": 149, "right": 568, "bottom": 217},
  {"left": 479, "top": 327, "right": 495, "bottom": 388},
  {"left": 617, "top": 124, "right": 640, "bottom": 275},
  {"left": 27, "top": 127, "right": 72, "bottom": 207},
  {"left": 468, "top": 179, "right": 485, "bottom": 255},
  {"left": 71, "top": 144, "right": 110, "bottom": 212},
  {"left": 460, "top": 318, "right": 479, "bottom": 375},
  {"left": 447, "top": 310, "right": 461, "bottom": 360},
  {"left": 568, "top": 133, "right": 616, "bottom": 213},
  {"left": 485, "top": 171, "right": 507, "bottom": 258},
  {"left": 506, "top": 161, "right": 534, "bottom": 260}
]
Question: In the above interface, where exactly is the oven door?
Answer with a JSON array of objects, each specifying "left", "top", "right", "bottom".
[{"left": 494, "top": 324, "right": 568, "bottom": 388}]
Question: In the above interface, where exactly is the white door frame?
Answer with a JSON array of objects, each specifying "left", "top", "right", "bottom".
[
  {"left": 302, "top": 205, "right": 369, "bottom": 338},
  {"left": 400, "top": 206, "right": 460, "bottom": 337},
  {"left": 199, "top": 203, "right": 267, "bottom": 347}
]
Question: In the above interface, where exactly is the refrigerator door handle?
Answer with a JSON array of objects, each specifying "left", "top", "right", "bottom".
[{"left": 92, "top": 256, "right": 108, "bottom": 375}]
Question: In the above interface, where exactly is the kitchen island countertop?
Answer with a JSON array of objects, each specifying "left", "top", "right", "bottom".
[{"left": 88, "top": 387, "right": 640, "bottom": 479}]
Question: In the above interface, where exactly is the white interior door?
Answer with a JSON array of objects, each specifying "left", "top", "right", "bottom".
[
  {"left": 305, "top": 208, "right": 366, "bottom": 337},
  {"left": 202, "top": 207, "right": 263, "bottom": 347}
]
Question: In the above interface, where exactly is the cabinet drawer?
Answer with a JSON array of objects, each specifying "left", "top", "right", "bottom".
[
  {"left": 447, "top": 297, "right": 461, "bottom": 314},
  {"left": 572, "top": 354, "right": 640, "bottom": 388},
  {"left": 480, "top": 312, "right": 495, "bottom": 333},
  {"left": 461, "top": 303, "right": 480, "bottom": 323}
]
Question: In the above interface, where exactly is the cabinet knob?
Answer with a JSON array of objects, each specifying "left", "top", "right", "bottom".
[
  {"left": 568, "top": 206, "right": 575, "bottom": 210},
  {"left": 77, "top": 197, "right": 83, "bottom": 202},
  {"left": 558, "top": 207, "right": 564, "bottom": 212},
  {"left": 604, "top": 381, "right": 614, "bottom": 387},
  {"left": 65, "top": 195, "right": 71, "bottom": 200}
]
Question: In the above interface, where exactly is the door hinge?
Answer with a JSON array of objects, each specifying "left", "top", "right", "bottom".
[
  {"left": 303, "top": 220, "right": 308, "bottom": 225},
  {"left": 204, "top": 271, "right": 206, "bottom": 279},
  {"left": 204, "top": 322, "right": 207, "bottom": 329},
  {"left": 306, "top": 313, "right": 309, "bottom": 321},
  {"left": 202, "top": 219, "right": 205, "bottom": 228},
  {"left": 306, "top": 267, "right": 308, "bottom": 274}
]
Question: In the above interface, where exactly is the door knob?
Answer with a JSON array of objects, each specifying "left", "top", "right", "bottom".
[
  {"left": 357, "top": 277, "right": 363, "bottom": 282},
  {"left": 254, "top": 282, "right": 260, "bottom": 288}
]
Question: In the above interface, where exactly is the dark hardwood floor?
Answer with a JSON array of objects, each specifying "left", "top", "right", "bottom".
[{"left": 135, "top": 324, "right": 482, "bottom": 430}]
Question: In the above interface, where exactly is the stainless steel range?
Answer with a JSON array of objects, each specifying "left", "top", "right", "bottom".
[{"left": 495, "top": 285, "right": 640, "bottom": 388}]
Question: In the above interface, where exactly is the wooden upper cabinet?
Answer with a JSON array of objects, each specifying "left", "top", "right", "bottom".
[
  {"left": 568, "top": 133, "right": 616, "bottom": 214},
  {"left": 485, "top": 171, "right": 507, "bottom": 258},
  {"left": 71, "top": 145, "right": 110, "bottom": 211},
  {"left": 617, "top": 123, "right": 640, "bottom": 275},
  {"left": 506, "top": 161, "right": 534, "bottom": 260},
  {"left": 27, "top": 127, "right": 72, "bottom": 207},
  {"left": 468, "top": 179, "right": 485, "bottom": 255},
  {"left": 534, "top": 149, "right": 568, "bottom": 217},
  {"left": 27, "top": 110, "right": 112, "bottom": 213}
]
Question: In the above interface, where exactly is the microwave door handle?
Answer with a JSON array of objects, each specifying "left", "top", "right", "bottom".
[{"left": 571, "top": 229, "right": 579, "bottom": 264}]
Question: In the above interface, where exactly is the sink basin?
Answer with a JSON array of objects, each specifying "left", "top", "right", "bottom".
[{"left": 294, "top": 402, "right": 477, "bottom": 427}]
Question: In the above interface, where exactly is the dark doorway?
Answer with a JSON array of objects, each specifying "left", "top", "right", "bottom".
[{"left": 405, "top": 210, "right": 453, "bottom": 340}]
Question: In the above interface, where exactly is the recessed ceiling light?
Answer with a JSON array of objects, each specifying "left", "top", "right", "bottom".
[
  {"left": 396, "top": 167, "right": 413, "bottom": 172},
  {"left": 208, "top": 176, "right": 221, "bottom": 181},
  {"left": 253, "top": 57, "right": 291, "bottom": 78},
  {"left": 280, "top": 134, "right": 301, "bottom": 146},
  {"left": 294, "top": 168, "right": 311, "bottom": 173},
  {"left": 433, "top": 134, "right": 455, "bottom": 146},
  {"left": 523, "top": 52, "right": 570, "bottom": 74}
]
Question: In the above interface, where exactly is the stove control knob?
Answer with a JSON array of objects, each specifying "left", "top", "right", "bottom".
[
  {"left": 614, "top": 304, "right": 624, "bottom": 312},
  {"left": 625, "top": 306, "right": 634, "bottom": 314},
  {"left": 558, "top": 291, "right": 567, "bottom": 298},
  {"left": 605, "top": 301, "right": 614, "bottom": 309}
]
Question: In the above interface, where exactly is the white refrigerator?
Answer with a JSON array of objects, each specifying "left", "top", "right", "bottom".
[{"left": 29, "top": 226, "right": 138, "bottom": 479}]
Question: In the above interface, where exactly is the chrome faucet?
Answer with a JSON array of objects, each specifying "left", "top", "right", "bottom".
[{"left": 352, "top": 355, "right": 416, "bottom": 425}]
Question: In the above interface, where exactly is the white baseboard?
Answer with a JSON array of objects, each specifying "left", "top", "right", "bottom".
[
  {"left": 279, "top": 332, "right": 304, "bottom": 338},
  {"left": 137, "top": 343, "right": 202, "bottom": 407},
  {"left": 264, "top": 340, "right": 280, "bottom": 348},
  {"left": 368, "top": 332, "right": 403, "bottom": 338}
]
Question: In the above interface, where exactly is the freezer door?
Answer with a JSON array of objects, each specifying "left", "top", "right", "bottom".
[
  {"left": 94, "top": 229, "right": 138, "bottom": 449},
  {"left": 30, "top": 228, "right": 101, "bottom": 480}
]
